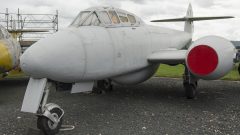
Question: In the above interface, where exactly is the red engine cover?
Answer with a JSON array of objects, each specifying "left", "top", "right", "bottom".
[
  {"left": 187, "top": 45, "right": 218, "bottom": 76},
  {"left": 186, "top": 36, "right": 236, "bottom": 80}
]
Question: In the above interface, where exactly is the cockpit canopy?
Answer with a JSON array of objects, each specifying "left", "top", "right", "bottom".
[{"left": 70, "top": 7, "right": 143, "bottom": 27}]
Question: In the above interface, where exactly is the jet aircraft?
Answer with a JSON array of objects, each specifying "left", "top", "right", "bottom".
[
  {"left": 20, "top": 5, "right": 236, "bottom": 134},
  {"left": 0, "top": 25, "right": 21, "bottom": 78}
]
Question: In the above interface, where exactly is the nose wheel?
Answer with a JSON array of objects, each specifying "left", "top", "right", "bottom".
[
  {"left": 183, "top": 65, "right": 198, "bottom": 99},
  {"left": 37, "top": 104, "right": 64, "bottom": 135}
]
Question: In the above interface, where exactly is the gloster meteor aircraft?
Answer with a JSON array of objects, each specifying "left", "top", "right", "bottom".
[
  {"left": 0, "top": 25, "right": 21, "bottom": 78},
  {"left": 20, "top": 5, "right": 236, "bottom": 134}
]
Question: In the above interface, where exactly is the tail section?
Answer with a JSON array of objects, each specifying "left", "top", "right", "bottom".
[
  {"left": 151, "top": 3, "right": 234, "bottom": 36},
  {"left": 184, "top": 4, "right": 194, "bottom": 35}
]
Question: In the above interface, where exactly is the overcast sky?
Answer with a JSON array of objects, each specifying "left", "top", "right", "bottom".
[{"left": 0, "top": 0, "right": 239, "bottom": 40}]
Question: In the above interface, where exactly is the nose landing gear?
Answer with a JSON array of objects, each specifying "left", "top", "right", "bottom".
[{"left": 36, "top": 82, "right": 64, "bottom": 135}]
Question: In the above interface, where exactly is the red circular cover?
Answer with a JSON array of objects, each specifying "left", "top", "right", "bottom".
[{"left": 187, "top": 45, "right": 218, "bottom": 76}]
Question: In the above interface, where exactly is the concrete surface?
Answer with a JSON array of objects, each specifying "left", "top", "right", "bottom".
[{"left": 0, "top": 78, "right": 240, "bottom": 135}]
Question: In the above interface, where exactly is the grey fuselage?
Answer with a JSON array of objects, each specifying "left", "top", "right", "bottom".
[{"left": 20, "top": 7, "right": 191, "bottom": 85}]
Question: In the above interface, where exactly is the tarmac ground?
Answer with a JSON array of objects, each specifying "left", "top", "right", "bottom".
[{"left": 0, "top": 77, "right": 240, "bottom": 135}]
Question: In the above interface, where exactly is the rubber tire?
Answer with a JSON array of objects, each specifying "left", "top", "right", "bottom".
[
  {"left": 184, "top": 83, "right": 197, "bottom": 99},
  {"left": 94, "top": 80, "right": 113, "bottom": 94},
  {"left": 98, "top": 80, "right": 113, "bottom": 91},
  {"left": 37, "top": 108, "right": 63, "bottom": 135}
]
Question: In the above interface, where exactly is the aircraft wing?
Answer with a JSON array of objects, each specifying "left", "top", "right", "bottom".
[
  {"left": 148, "top": 50, "right": 187, "bottom": 64},
  {"left": 150, "top": 16, "right": 234, "bottom": 22}
]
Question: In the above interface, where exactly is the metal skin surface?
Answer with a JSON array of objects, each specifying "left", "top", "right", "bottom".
[
  {"left": 0, "top": 25, "right": 21, "bottom": 74},
  {"left": 20, "top": 7, "right": 191, "bottom": 84},
  {"left": 20, "top": 6, "right": 234, "bottom": 85}
]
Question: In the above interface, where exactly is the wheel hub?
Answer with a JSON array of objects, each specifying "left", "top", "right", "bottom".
[{"left": 48, "top": 113, "right": 59, "bottom": 129}]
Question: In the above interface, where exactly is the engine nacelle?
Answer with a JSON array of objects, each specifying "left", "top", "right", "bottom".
[
  {"left": 112, "top": 65, "right": 159, "bottom": 85},
  {"left": 186, "top": 36, "right": 236, "bottom": 80}
]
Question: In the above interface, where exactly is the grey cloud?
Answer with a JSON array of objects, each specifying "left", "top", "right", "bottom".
[
  {"left": 127, "top": 0, "right": 146, "bottom": 4},
  {"left": 194, "top": 0, "right": 214, "bottom": 7},
  {"left": 101, "top": 0, "right": 147, "bottom": 5},
  {"left": 27, "top": 0, "right": 53, "bottom": 8}
]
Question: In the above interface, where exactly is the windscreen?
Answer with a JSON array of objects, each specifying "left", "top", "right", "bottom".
[
  {"left": 81, "top": 13, "right": 100, "bottom": 26},
  {"left": 71, "top": 11, "right": 91, "bottom": 27}
]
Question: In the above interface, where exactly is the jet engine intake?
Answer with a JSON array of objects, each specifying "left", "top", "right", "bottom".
[{"left": 186, "top": 36, "right": 236, "bottom": 80}]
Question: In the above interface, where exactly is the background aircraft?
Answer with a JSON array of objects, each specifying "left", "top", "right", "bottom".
[
  {"left": 20, "top": 5, "right": 236, "bottom": 134},
  {"left": 0, "top": 25, "right": 21, "bottom": 78}
]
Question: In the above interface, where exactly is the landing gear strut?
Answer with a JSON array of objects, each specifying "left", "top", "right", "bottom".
[
  {"left": 37, "top": 82, "right": 64, "bottom": 135},
  {"left": 93, "top": 79, "right": 113, "bottom": 94},
  {"left": 183, "top": 65, "right": 198, "bottom": 99}
]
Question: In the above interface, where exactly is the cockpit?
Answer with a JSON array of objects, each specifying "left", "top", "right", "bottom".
[{"left": 70, "top": 7, "right": 142, "bottom": 27}]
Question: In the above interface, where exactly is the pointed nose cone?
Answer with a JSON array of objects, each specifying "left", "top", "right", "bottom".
[
  {"left": 20, "top": 29, "right": 86, "bottom": 82},
  {"left": 20, "top": 48, "right": 44, "bottom": 77}
]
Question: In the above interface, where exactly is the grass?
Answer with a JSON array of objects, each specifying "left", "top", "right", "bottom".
[
  {"left": 3, "top": 69, "right": 27, "bottom": 79},
  {"left": 7, "top": 73, "right": 26, "bottom": 78},
  {"left": 155, "top": 64, "right": 240, "bottom": 81}
]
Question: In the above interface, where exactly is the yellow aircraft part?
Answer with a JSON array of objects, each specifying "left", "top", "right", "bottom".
[
  {"left": 8, "top": 67, "right": 24, "bottom": 75},
  {"left": 0, "top": 41, "right": 12, "bottom": 71},
  {"left": 10, "top": 32, "right": 20, "bottom": 39}
]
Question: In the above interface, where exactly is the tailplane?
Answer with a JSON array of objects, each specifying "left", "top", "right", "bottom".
[
  {"left": 151, "top": 4, "right": 234, "bottom": 36},
  {"left": 184, "top": 4, "right": 194, "bottom": 35}
]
